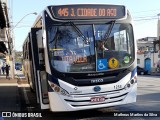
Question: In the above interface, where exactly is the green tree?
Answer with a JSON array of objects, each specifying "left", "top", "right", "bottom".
[{"left": 14, "top": 51, "right": 23, "bottom": 63}]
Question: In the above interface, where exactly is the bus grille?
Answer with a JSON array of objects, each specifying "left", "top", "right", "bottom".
[{"left": 64, "top": 90, "right": 128, "bottom": 107}]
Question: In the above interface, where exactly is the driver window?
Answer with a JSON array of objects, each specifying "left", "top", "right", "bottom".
[{"left": 114, "top": 30, "right": 129, "bottom": 53}]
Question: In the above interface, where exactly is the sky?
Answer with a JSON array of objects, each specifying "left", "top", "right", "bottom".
[{"left": 8, "top": 0, "right": 160, "bottom": 51}]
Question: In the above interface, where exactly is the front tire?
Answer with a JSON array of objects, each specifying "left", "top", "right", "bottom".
[{"left": 156, "top": 67, "right": 160, "bottom": 72}]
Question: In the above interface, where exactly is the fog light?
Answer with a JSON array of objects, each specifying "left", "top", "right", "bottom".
[
  {"left": 134, "top": 76, "right": 137, "bottom": 80},
  {"left": 127, "top": 84, "right": 130, "bottom": 88},
  {"left": 51, "top": 83, "right": 55, "bottom": 88},
  {"left": 55, "top": 86, "right": 60, "bottom": 92},
  {"left": 49, "top": 81, "right": 70, "bottom": 96}
]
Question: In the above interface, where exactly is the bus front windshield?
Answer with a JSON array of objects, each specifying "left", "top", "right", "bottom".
[{"left": 47, "top": 23, "right": 134, "bottom": 73}]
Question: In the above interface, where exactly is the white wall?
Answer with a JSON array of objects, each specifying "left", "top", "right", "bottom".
[
  {"left": 137, "top": 53, "right": 159, "bottom": 69},
  {"left": 157, "top": 20, "right": 160, "bottom": 39}
]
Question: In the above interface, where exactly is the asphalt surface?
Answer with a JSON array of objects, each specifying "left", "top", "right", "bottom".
[
  {"left": 0, "top": 72, "right": 160, "bottom": 120},
  {"left": 18, "top": 75, "right": 160, "bottom": 120}
]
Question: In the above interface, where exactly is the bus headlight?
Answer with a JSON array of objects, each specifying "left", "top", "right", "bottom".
[
  {"left": 50, "top": 82, "right": 70, "bottom": 97},
  {"left": 124, "top": 76, "right": 137, "bottom": 90}
]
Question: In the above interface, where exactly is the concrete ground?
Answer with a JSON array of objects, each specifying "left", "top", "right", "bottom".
[{"left": 0, "top": 70, "right": 27, "bottom": 120}]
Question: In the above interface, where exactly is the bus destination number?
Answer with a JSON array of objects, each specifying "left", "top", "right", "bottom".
[
  {"left": 114, "top": 85, "right": 122, "bottom": 90},
  {"left": 57, "top": 8, "right": 117, "bottom": 17}
]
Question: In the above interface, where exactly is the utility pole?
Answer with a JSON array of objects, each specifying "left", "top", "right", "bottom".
[{"left": 10, "top": 12, "right": 37, "bottom": 79}]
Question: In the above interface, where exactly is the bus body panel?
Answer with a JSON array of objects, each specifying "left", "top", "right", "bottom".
[
  {"left": 30, "top": 28, "right": 41, "bottom": 104},
  {"left": 48, "top": 71, "right": 137, "bottom": 111},
  {"left": 48, "top": 85, "right": 137, "bottom": 111},
  {"left": 30, "top": 28, "right": 49, "bottom": 109}
]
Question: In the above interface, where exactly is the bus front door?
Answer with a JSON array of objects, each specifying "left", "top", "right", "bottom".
[{"left": 31, "top": 28, "right": 49, "bottom": 109}]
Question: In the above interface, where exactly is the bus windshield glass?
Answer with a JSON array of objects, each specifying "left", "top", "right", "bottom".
[{"left": 47, "top": 23, "right": 134, "bottom": 73}]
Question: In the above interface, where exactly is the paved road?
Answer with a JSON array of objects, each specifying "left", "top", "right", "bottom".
[
  {"left": 0, "top": 74, "right": 159, "bottom": 120},
  {"left": 18, "top": 75, "right": 160, "bottom": 120},
  {"left": 115, "top": 75, "right": 160, "bottom": 111}
]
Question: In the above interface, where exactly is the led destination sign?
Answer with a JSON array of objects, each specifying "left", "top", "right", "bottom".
[{"left": 50, "top": 5, "right": 126, "bottom": 20}]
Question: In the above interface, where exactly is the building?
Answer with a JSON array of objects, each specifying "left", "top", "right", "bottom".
[
  {"left": 0, "top": 0, "right": 11, "bottom": 55},
  {"left": 0, "top": 0, "right": 15, "bottom": 77},
  {"left": 152, "top": 17, "right": 160, "bottom": 72},
  {"left": 137, "top": 37, "right": 159, "bottom": 73}
]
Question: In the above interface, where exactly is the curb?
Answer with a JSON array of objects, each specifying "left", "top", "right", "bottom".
[{"left": 16, "top": 74, "right": 28, "bottom": 84}]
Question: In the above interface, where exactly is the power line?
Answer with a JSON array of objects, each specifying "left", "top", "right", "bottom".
[
  {"left": 132, "top": 8, "right": 160, "bottom": 21},
  {"left": 16, "top": 25, "right": 32, "bottom": 28},
  {"left": 133, "top": 12, "right": 160, "bottom": 21},
  {"left": 134, "top": 17, "right": 158, "bottom": 21},
  {"left": 133, "top": 9, "right": 160, "bottom": 14},
  {"left": 133, "top": 15, "right": 157, "bottom": 19}
]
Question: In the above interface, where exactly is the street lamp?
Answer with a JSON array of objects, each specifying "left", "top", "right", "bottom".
[
  {"left": 12, "top": 12, "right": 37, "bottom": 30},
  {"left": 157, "top": 13, "right": 160, "bottom": 20},
  {"left": 10, "top": 12, "right": 37, "bottom": 79}
]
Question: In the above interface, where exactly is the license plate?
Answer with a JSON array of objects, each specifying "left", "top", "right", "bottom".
[{"left": 90, "top": 96, "right": 105, "bottom": 102}]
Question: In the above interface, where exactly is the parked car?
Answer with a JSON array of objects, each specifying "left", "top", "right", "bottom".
[
  {"left": 156, "top": 60, "right": 160, "bottom": 72},
  {"left": 137, "top": 66, "right": 148, "bottom": 75},
  {"left": 15, "top": 62, "right": 22, "bottom": 70},
  {"left": 15, "top": 66, "right": 22, "bottom": 70}
]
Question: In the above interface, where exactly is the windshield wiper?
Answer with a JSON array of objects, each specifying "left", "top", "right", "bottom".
[
  {"left": 103, "top": 21, "right": 115, "bottom": 44},
  {"left": 69, "top": 22, "right": 90, "bottom": 44},
  {"left": 70, "top": 22, "right": 92, "bottom": 62},
  {"left": 49, "top": 22, "right": 90, "bottom": 45}
]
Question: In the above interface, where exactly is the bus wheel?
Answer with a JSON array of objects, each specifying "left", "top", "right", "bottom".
[{"left": 156, "top": 67, "right": 160, "bottom": 72}]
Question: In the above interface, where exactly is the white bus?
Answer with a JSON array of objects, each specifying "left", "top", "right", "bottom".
[{"left": 23, "top": 4, "right": 137, "bottom": 112}]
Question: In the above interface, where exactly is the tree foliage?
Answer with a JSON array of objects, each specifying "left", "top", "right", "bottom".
[{"left": 15, "top": 51, "right": 23, "bottom": 63}]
